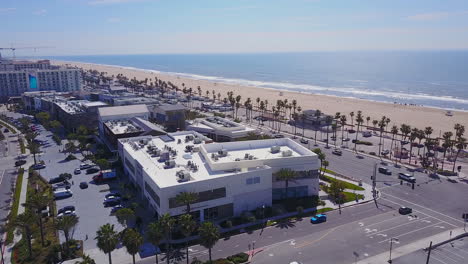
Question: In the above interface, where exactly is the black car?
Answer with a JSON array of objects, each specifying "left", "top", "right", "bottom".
[
  {"left": 58, "top": 206, "right": 76, "bottom": 215},
  {"left": 79, "top": 182, "right": 88, "bottom": 189},
  {"left": 104, "top": 198, "right": 121, "bottom": 207},
  {"left": 15, "top": 160, "right": 27, "bottom": 167},
  {"left": 3, "top": 128, "right": 9, "bottom": 133},
  {"left": 378, "top": 167, "right": 392, "bottom": 175},
  {"left": 399, "top": 207, "right": 412, "bottom": 215},
  {"left": 274, "top": 134, "right": 285, "bottom": 138},
  {"left": 86, "top": 167, "right": 100, "bottom": 174},
  {"left": 49, "top": 177, "right": 67, "bottom": 184},
  {"left": 300, "top": 138, "right": 309, "bottom": 144}
]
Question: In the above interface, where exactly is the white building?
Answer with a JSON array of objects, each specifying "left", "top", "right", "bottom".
[
  {"left": 186, "top": 116, "right": 257, "bottom": 142},
  {"left": 118, "top": 131, "right": 319, "bottom": 221}
]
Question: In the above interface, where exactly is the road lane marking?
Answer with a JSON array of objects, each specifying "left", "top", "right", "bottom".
[
  {"left": 381, "top": 198, "right": 458, "bottom": 228},
  {"left": 439, "top": 247, "right": 466, "bottom": 260},
  {"left": 0, "top": 170, "right": 5, "bottom": 186},
  {"left": 378, "top": 222, "right": 444, "bottom": 243},
  {"left": 433, "top": 250, "right": 461, "bottom": 263},
  {"left": 382, "top": 193, "right": 465, "bottom": 225},
  {"left": 365, "top": 216, "right": 431, "bottom": 236},
  {"left": 294, "top": 226, "right": 338, "bottom": 249},
  {"left": 430, "top": 254, "right": 450, "bottom": 264},
  {"left": 362, "top": 215, "right": 400, "bottom": 228}
]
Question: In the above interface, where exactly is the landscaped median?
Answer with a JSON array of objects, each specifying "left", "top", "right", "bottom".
[
  {"left": 5, "top": 168, "right": 24, "bottom": 244},
  {"left": 0, "top": 119, "right": 17, "bottom": 134}
]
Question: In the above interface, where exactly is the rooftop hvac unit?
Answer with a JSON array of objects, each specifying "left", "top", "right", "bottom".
[
  {"left": 218, "top": 149, "right": 228, "bottom": 157},
  {"left": 159, "top": 151, "right": 170, "bottom": 162},
  {"left": 282, "top": 150, "right": 293, "bottom": 157},
  {"left": 176, "top": 170, "right": 190, "bottom": 182},
  {"left": 193, "top": 138, "right": 202, "bottom": 144},
  {"left": 164, "top": 160, "right": 176, "bottom": 168},
  {"left": 185, "top": 135, "right": 194, "bottom": 141},
  {"left": 271, "top": 146, "right": 281, "bottom": 153},
  {"left": 192, "top": 146, "right": 200, "bottom": 152}
]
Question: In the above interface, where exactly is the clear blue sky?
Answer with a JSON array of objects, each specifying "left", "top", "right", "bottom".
[{"left": 1, "top": 0, "right": 468, "bottom": 55}]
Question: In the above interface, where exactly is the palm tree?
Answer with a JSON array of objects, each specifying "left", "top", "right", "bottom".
[
  {"left": 399, "top": 124, "right": 411, "bottom": 162},
  {"left": 408, "top": 128, "right": 418, "bottom": 164},
  {"left": 366, "top": 116, "right": 371, "bottom": 127},
  {"left": 301, "top": 112, "right": 306, "bottom": 140},
  {"left": 312, "top": 148, "right": 326, "bottom": 175},
  {"left": 75, "top": 254, "right": 96, "bottom": 264},
  {"left": 332, "top": 124, "right": 338, "bottom": 148},
  {"left": 147, "top": 222, "right": 164, "bottom": 264},
  {"left": 441, "top": 131, "right": 453, "bottom": 170},
  {"left": 178, "top": 214, "right": 197, "bottom": 264},
  {"left": 329, "top": 180, "right": 345, "bottom": 214},
  {"left": 314, "top": 110, "right": 321, "bottom": 143},
  {"left": 24, "top": 193, "right": 51, "bottom": 247},
  {"left": 292, "top": 112, "right": 299, "bottom": 136},
  {"left": 452, "top": 137, "right": 467, "bottom": 172},
  {"left": 198, "top": 222, "right": 220, "bottom": 263},
  {"left": 349, "top": 111, "right": 355, "bottom": 128},
  {"left": 275, "top": 168, "right": 297, "bottom": 199},
  {"left": 340, "top": 115, "right": 347, "bottom": 146},
  {"left": 13, "top": 212, "right": 36, "bottom": 258},
  {"left": 122, "top": 228, "right": 143, "bottom": 264},
  {"left": 416, "top": 129, "right": 425, "bottom": 156},
  {"left": 354, "top": 111, "right": 364, "bottom": 152},
  {"left": 115, "top": 208, "right": 135, "bottom": 230},
  {"left": 325, "top": 115, "right": 333, "bottom": 148},
  {"left": 159, "top": 213, "right": 176, "bottom": 264},
  {"left": 372, "top": 120, "right": 378, "bottom": 130},
  {"left": 95, "top": 223, "right": 120, "bottom": 264},
  {"left": 389, "top": 125, "right": 398, "bottom": 160},
  {"left": 175, "top": 192, "right": 199, "bottom": 214},
  {"left": 27, "top": 141, "right": 40, "bottom": 165},
  {"left": 377, "top": 117, "right": 387, "bottom": 159},
  {"left": 57, "top": 215, "right": 79, "bottom": 256}
]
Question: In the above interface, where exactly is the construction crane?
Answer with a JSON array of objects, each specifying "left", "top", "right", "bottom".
[{"left": 0, "top": 46, "right": 54, "bottom": 59}]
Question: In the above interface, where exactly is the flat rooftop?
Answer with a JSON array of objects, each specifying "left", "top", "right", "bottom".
[
  {"left": 105, "top": 119, "right": 143, "bottom": 134},
  {"left": 120, "top": 132, "right": 315, "bottom": 188}
]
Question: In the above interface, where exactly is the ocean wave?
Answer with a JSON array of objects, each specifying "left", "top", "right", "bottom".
[{"left": 60, "top": 60, "right": 468, "bottom": 108}]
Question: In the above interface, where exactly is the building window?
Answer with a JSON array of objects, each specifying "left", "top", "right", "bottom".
[
  {"left": 246, "top": 177, "right": 260, "bottom": 185},
  {"left": 145, "top": 181, "right": 160, "bottom": 207},
  {"left": 169, "top": 187, "right": 226, "bottom": 209}
]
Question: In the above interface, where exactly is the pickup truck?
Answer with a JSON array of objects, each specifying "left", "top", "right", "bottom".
[{"left": 93, "top": 170, "right": 117, "bottom": 183}]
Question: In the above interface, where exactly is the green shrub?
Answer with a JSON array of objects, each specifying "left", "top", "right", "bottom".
[
  {"left": 227, "top": 252, "right": 249, "bottom": 264},
  {"left": 437, "top": 170, "right": 458, "bottom": 176},
  {"left": 213, "top": 112, "right": 226, "bottom": 118},
  {"left": 211, "top": 259, "right": 234, "bottom": 264},
  {"left": 223, "top": 220, "right": 233, "bottom": 228}
]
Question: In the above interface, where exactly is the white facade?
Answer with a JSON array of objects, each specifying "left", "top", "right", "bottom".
[
  {"left": 186, "top": 116, "right": 257, "bottom": 141},
  {"left": 118, "top": 131, "right": 319, "bottom": 221}
]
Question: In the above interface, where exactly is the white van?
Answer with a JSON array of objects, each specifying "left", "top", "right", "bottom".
[{"left": 53, "top": 189, "right": 73, "bottom": 200}]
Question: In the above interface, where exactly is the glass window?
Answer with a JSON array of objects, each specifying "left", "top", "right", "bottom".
[
  {"left": 246, "top": 178, "right": 253, "bottom": 185},
  {"left": 254, "top": 177, "right": 260, "bottom": 184}
]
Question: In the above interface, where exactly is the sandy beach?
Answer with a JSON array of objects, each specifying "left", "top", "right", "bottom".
[{"left": 54, "top": 60, "right": 467, "bottom": 135}]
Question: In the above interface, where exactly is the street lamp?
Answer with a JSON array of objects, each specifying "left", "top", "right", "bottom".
[{"left": 388, "top": 237, "right": 399, "bottom": 263}]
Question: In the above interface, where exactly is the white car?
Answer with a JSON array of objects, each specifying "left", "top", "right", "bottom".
[
  {"left": 74, "top": 168, "right": 81, "bottom": 174},
  {"left": 80, "top": 163, "right": 92, "bottom": 170}
]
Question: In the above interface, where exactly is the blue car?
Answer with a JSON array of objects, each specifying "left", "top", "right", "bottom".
[{"left": 310, "top": 214, "right": 327, "bottom": 224}]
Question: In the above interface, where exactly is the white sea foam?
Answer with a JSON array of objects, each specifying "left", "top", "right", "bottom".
[{"left": 60, "top": 60, "right": 468, "bottom": 109}]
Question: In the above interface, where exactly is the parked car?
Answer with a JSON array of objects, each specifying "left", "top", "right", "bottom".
[
  {"left": 378, "top": 167, "right": 392, "bottom": 175},
  {"left": 37, "top": 205, "right": 50, "bottom": 217},
  {"left": 398, "top": 173, "right": 416, "bottom": 183},
  {"left": 274, "top": 134, "right": 285, "bottom": 138},
  {"left": 332, "top": 149, "right": 342, "bottom": 156},
  {"left": 398, "top": 207, "right": 413, "bottom": 215},
  {"left": 57, "top": 206, "right": 76, "bottom": 218},
  {"left": 53, "top": 189, "right": 73, "bottom": 200},
  {"left": 49, "top": 176, "right": 67, "bottom": 184},
  {"left": 86, "top": 167, "right": 100, "bottom": 174},
  {"left": 381, "top": 149, "right": 390, "bottom": 156},
  {"left": 80, "top": 163, "right": 93, "bottom": 170},
  {"left": 74, "top": 168, "right": 81, "bottom": 175},
  {"left": 32, "top": 164, "right": 46, "bottom": 170},
  {"left": 104, "top": 197, "right": 121, "bottom": 207},
  {"left": 79, "top": 182, "right": 88, "bottom": 189},
  {"left": 52, "top": 181, "right": 71, "bottom": 190},
  {"left": 310, "top": 214, "right": 327, "bottom": 224},
  {"left": 15, "top": 160, "right": 27, "bottom": 167},
  {"left": 300, "top": 138, "right": 309, "bottom": 144},
  {"left": 105, "top": 192, "right": 121, "bottom": 199},
  {"left": 3, "top": 128, "right": 9, "bottom": 133},
  {"left": 110, "top": 205, "right": 123, "bottom": 214}
]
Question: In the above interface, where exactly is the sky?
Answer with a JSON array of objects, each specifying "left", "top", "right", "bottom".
[{"left": 1, "top": 0, "right": 468, "bottom": 55}]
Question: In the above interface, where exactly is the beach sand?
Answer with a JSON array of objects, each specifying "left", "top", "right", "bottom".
[{"left": 54, "top": 60, "right": 468, "bottom": 135}]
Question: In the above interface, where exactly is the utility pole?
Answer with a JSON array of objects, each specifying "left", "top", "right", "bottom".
[
  {"left": 388, "top": 238, "right": 398, "bottom": 263},
  {"left": 372, "top": 163, "right": 378, "bottom": 208},
  {"left": 426, "top": 241, "right": 432, "bottom": 264}
]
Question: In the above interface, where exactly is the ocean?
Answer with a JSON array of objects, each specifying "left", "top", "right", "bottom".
[{"left": 48, "top": 51, "right": 468, "bottom": 111}]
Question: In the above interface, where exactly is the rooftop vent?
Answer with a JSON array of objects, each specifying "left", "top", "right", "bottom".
[
  {"left": 218, "top": 149, "right": 228, "bottom": 157},
  {"left": 271, "top": 146, "right": 281, "bottom": 154},
  {"left": 193, "top": 138, "right": 202, "bottom": 144},
  {"left": 176, "top": 170, "right": 190, "bottom": 182},
  {"left": 282, "top": 150, "right": 293, "bottom": 157},
  {"left": 164, "top": 160, "right": 176, "bottom": 169}
]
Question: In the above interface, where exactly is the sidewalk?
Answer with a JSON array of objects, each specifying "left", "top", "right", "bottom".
[{"left": 357, "top": 227, "right": 467, "bottom": 264}]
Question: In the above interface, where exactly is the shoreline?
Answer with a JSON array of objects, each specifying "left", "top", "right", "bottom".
[{"left": 53, "top": 60, "right": 468, "bottom": 134}]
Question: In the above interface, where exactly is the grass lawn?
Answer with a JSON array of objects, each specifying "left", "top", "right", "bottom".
[
  {"left": 321, "top": 174, "right": 365, "bottom": 191},
  {"left": 342, "top": 192, "right": 364, "bottom": 203},
  {"left": 19, "top": 138, "right": 26, "bottom": 154},
  {"left": 6, "top": 168, "right": 24, "bottom": 244}
]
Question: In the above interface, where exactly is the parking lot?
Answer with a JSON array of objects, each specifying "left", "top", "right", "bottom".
[{"left": 32, "top": 123, "right": 124, "bottom": 250}]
